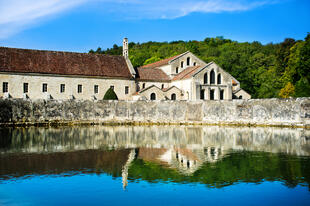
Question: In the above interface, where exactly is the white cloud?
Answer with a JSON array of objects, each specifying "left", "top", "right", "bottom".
[{"left": 0, "top": 0, "right": 276, "bottom": 39}]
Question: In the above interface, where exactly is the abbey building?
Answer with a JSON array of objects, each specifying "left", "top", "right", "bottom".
[{"left": 0, "top": 38, "right": 250, "bottom": 101}]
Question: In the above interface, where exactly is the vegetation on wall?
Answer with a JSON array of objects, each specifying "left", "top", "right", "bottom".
[
  {"left": 103, "top": 88, "right": 118, "bottom": 100},
  {"left": 90, "top": 33, "right": 310, "bottom": 99}
]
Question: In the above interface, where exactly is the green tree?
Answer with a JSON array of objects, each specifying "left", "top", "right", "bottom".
[{"left": 103, "top": 88, "right": 118, "bottom": 100}]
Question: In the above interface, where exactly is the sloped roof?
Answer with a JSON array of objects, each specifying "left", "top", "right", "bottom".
[
  {"left": 140, "top": 54, "right": 181, "bottom": 69},
  {"left": 0, "top": 47, "right": 133, "bottom": 79},
  {"left": 172, "top": 65, "right": 201, "bottom": 81},
  {"left": 136, "top": 67, "right": 170, "bottom": 82}
]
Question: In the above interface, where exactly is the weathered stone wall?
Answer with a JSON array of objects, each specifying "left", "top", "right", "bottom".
[{"left": 0, "top": 98, "right": 310, "bottom": 127}]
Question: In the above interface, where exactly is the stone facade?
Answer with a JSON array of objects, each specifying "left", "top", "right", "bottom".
[
  {"left": 0, "top": 38, "right": 250, "bottom": 101},
  {"left": 0, "top": 98, "right": 309, "bottom": 128}
]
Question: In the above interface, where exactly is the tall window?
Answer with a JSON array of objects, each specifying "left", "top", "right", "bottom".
[
  {"left": 150, "top": 93, "right": 156, "bottom": 100},
  {"left": 193, "top": 62, "right": 197, "bottom": 66},
  {"left": 181, "top": 61, "right": 184, "bottom": 68},
  {"left": 217, "top": 74, "right": 221, "bottom": 84},
  {"left": 110, "top": 85, "right": 114, "bottom": 91},
  {"left": 210, "top": 89, "right": 215, "bottom": 100},
  {"left": 60, "top": 84, "right": 65, "bottom": 93},
  {"left": 161, "top": 84, "right": 164, "bottom": 89},
  {"left": 125, "top": 86, "right": 129, "bottom": 94},
  {"left": 2, "top": 82, "right": 8, "bottom": 93},
  {"left": 220, "top": 90, "right": 224, "bottom": 100},
  {"left": 203, "top": 73, "right": 208, "bottom": 84},
  {"left": 210, "top": 70, "right": 215, "bottom": 84},
  {"left": 78, "top": 84, "right": 82, "bottom": 93},
  {"left": 200, "top": 89, "right": 205, "bottom": 100},
  {"left": 171, "top": 93, "right": 176, "bottom": 100},
  {"left": 23, "top": 83, "right": 28, "bottom": 93},
  {"left": 176, "top": 67, "right": 179, "bottom": 74},
  {"left": 42, "top": 83, "right": 47, "bottom": 92},
  {"left": 142, "top": 83, "right": 145, "bottom": 89},
  {"left": 187, "top": 57, "right": 190, "bottom": 66},
  {"left": 94, "top": 85, "right": 98, "bottom": 94}
]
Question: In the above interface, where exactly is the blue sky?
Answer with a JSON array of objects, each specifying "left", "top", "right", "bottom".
[{"left": 0, "top": 0, "right": 309, "bottom": 52}]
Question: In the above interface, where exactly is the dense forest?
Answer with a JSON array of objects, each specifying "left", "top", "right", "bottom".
[{"left": 89, "top": 33, "right": 310, "bottom": 99}]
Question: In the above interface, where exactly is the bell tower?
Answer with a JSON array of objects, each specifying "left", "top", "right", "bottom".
[{"left": 123, "top": 38, "right": 128, "bottom": 59}]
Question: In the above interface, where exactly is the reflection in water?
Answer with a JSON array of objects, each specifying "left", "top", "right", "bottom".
[{"left": 0, "top": 126, "right": 310, "bottom": 190}]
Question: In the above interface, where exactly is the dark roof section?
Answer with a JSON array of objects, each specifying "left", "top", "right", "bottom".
[
  {"left": 172, "top": 65, "right": 201, "bottom": 81},
  {"left": 136, "top": 67, "right": 170, "bottom": 82},
  {"left": 140, "top": 54, "right": 181, "bottom": 69},
  {"left": 0, "top": 47, "right": 133, "bottom": 79}
]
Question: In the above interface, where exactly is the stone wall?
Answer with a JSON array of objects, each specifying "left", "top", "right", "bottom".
[{"left": 0, "top": 98, "right": 310, "bottom": 127}]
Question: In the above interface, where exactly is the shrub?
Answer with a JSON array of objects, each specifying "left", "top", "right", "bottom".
[{"left": 103, "top": 88, "right": 118, "bottom": 100}]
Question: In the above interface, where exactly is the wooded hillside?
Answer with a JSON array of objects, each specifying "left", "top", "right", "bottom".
[{"left": 90, "top": 34, "right": 310, "bottom": 98}]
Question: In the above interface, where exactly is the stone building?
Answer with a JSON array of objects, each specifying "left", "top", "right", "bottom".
[{"left": 0, "top": 38, "right": 250, "bottom": 101}]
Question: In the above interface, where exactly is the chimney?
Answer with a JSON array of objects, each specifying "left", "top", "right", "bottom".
[{"left": 123, "top": 38, "right": 128, "bottom": 58}]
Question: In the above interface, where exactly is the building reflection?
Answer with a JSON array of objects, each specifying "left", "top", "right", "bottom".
[{"left": 0, "top": 126, "right": 309, "bottom": 189}]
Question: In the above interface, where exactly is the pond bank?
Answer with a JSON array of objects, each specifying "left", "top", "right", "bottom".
[{"left": 0, "top": 98, "right": 310, "bottom": 128}]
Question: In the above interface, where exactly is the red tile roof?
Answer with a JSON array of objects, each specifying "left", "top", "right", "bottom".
[
  {"left": 172, "top": 65, "right": 201, "bottom": 81},
  {"left": 136, "top": 67, "right": 170, "bottom": 82},
  {"left": 140, "top": 54, "right": 181, "bottom": 69},
  {"left": 0, "top": 47, "right": 133, "bottom": 79}
]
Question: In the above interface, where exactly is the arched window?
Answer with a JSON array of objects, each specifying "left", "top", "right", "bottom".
[
  {"left": 210, "top": 70, "right": 215, "bottom": 84},
  {"left": 239, "top": 95, "right": 243, "bottom": 99},
  {"left": 150, "top": 93, "right": 156, "bottom": 100},
  {"left": 187, "top": 57, "right": 190, "bottom": 66},
  {"left": 176, "top": 67, "right": 179, "bottom": 74},
  {"left": 193, "top": 62, "right": 196, "bottom": 66},
  {"left": 203, "top": 73, "right": 208, "bottom": 84},
  {"left": 171, "top": 93, "right": 176, "bottom": 100},
  {"left": 217, "top": 74, "right": 221, "bottom": 84},
  {"left": 142, "top": 83, "right": 145, "bottom": 89}
]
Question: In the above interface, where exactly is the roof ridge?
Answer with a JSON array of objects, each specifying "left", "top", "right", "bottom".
[{"left": 0, "top": 46, "right": 123, "bottom": 58}]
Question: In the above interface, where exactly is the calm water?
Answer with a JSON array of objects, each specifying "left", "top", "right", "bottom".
[{"left": 0, "top": 126, "right": 310, "bottom": 206}]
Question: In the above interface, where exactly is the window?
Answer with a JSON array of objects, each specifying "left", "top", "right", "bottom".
[
  {"left": 110, "top": 85, "right": 114, "bottom": 91},
  {"left": 203, "top": 73, "right": 208, "bottom": 84},
  {"left": 142, "top": 83, "right": 145, "bottom": 89},
  {"left": 42, "top": 83, "right": 47, "bottom": 92},
  {"left": 217, "top": 74, "right": 221, "bottom": 84},
  {"left": 2, "top": 82, "right": 8, "bottom": 93},
  {"left": 94, "top": 85, "right": 98, "bottom": 94},
  {"left": 181, "top": 61, "right": 184, "bottom": 68},
  {"left": 210, "top": 89, "right": 215, "bottom": 100},
  {"left": 78, "top": 84, "right": 82, "bottom": 93},
  {"left": 171, "top": 93, "right": 176, "bottom": 100},
  {"left": 239, "top": 95, "right": 243, "bottom": 99},
  {"left": 23, "top": 83, "right": 28, "bottom": 93},
  {"left": 210, "top": 70, "right": 215, "bottom": 84},
  {"left": 150, "top": 93, "right": 156, "bottom": 100},
  {"left": 161, "top": 84, "right": 164, "bottom": 89},
  {"left": 200, "top": 89, "right": 205, "bottom": 100},
  {"left": 220, "top": 90, "right": 224, "bottom": 100},
  {"left": 187, "top": 57, "right": 190, "bottom": 66},
  {"left": 176, "top": 67, "right": 179, "bottom": 74},
  {"left": 193, "top": 62, "right": 197, "bottom": 66},
  {"left": 125, "top": 86, "right": 129, "bottom": 94},
  {"left": 60, "top": 84, "right": 65, "bottom": 93}
]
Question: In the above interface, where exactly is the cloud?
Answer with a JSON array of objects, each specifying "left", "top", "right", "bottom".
[{"left": 0, "top": 0, "right": 276, "bottom": 39}]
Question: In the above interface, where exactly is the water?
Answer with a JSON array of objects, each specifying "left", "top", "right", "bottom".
[{"left": 0, "top": 126, "right": 310, "bottom": 206}]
